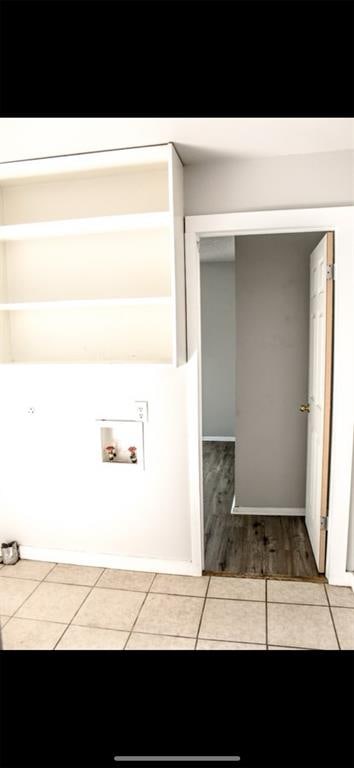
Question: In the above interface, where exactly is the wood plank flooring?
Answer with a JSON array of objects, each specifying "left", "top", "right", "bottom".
[{"left": 203, "top": 441, "right": 320, "bottom": 579}]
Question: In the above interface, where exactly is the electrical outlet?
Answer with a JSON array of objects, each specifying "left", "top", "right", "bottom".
[{"left": 135, "top": 401, "right": 148, "bottom": 422}]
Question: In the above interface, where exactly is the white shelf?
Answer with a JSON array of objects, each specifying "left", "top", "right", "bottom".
[
  {"left": 0, "top": 143, "right": 185, "bottom": 365},
  {"left": 0, "top": 297, "right": 172, "bottom": 311},
  {"left": 0, "top": 212, "right": 170, "bottom": 241}
]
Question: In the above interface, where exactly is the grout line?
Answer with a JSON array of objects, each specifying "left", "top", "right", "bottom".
[
  {"left": 267, "top": 645, "right": 312, "bottom": 651},
  {"left": 53, "top": 582, "right": 99, "bottom": 649},
  {"left": 44, "top": 562, "right": 59, "bottom": 579},
  {"left": 192, "top": 633, "right": 267, "bottom": 647},
  {"left": 52, "top": 623, "right": 72, "bottom": 650},
  {"left": 3, "top": 615, "right": 69, "bottom": 626},
  {"left": 194, "top": 576, "right": 211, "bottom": 649},
  {"left": 148, "top": 574, "right": 159, "bottom": 592},
  {"left": 0, "top": 567, "right": 57, "bottom": 583},
  {"left": 206, "top": 594, "right": 266, "bottom": 604},
  {"left": 9, "top": 580, "right": 47, "bottom": 621},
  {"left": 46, "top": 569, "right": 105, "bottom": 590},
  {"left": 0, "top": 575, "right": 45, "bottom": 583},
  {"left": 46, "top": 582, "right": 265, "bottom": 599},
  {"left": 2, "top": 563, "right": 59, "bottom": 630},
  {"left": 249, "top": 598, "right": 329, "bottom": 608},
  {"left": 123, "top": 631, "right": 196, "bottom": 648},
  {"left": 92, "top": 569, "right": 106, "bottom": 587},
  {"left": 125, "top": 626, "right": 212, "bottom": 643},
  {"left": 205, "top": 572, "right": 327, "bottom": 584},
  {"left": 265, "top": 579, "right": 268, "bottom": 650},
  {"left": 95, "top": 583, "right": 151, "bottom": 593},
  {"left": 324, "top": 583, "right": 342, "bottom": 650},
  {"left": 4, "top": 577, "right": 344, "bottom": 608},
  {"left": 149, "top": 589, "right": 211, "bottom": 600},
  {"left": 123, "top": 590, "right": 151, "bottom": 650}
]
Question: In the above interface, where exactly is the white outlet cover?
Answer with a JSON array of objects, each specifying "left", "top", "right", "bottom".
[{"left": 135, "top": 401, "right": 148, "bottom": 422}]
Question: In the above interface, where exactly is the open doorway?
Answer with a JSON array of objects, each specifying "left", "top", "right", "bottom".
[{"left": 200, "top": 231, "right": 333, "bottom": 579}]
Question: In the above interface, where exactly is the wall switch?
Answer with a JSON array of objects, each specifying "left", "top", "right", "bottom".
[{"left": 135, "top": 401, "right": 148, "bottom": 422}]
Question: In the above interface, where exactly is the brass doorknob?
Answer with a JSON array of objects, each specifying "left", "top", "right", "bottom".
[{"left": 299, "top": 403, "right": 310, "bottom": 413}]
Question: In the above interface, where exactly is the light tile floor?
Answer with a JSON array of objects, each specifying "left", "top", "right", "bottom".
[{"left": 0, "top": 562, "right": 353, "bottom": 650}]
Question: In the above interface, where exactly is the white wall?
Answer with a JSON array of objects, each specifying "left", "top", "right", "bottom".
[
  {"left": 200, "top": 261, "right": 235, "bottom": 437},
  {"left": 0, "top": 365, "right": 193, "bottom": 570},
  {"left": 184, "top": 151, "right": 354, "bottom": 215}
]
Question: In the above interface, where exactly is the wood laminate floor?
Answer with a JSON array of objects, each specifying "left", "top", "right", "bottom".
[{"left": 203, "top": 441, "right": 320, "bottom": 579}]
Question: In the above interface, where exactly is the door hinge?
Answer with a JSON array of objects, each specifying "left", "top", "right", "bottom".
[
  {"left": 320, "top": 516, "right": 328, "bottom": 531},
  {"left": 326, "top": 264, "right": 335, "bottom": 280}
]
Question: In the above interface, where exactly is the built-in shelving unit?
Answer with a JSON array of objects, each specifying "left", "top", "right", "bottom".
[{"left": 0, "top": 143, "right": 185, "bottom": 365}]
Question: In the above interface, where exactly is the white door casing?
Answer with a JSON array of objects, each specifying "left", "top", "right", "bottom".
[
  {"left": 186, "top": 208, "right": 353, "bottom": 586},
  {"left": 305, "top": 234, "right": 333, "bottom": 572}
]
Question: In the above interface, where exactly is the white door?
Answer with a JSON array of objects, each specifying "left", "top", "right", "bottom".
[{"left": 305, "top": 233, "right": 334, "bottom": 572}]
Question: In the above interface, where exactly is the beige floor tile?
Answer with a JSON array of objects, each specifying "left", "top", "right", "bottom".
[
  {"left": 197, "top": 639, "right": 266, "bottom": 650},
  {"left": 0, "top": 616, "right": 10, "bottom": 627},
  {"left": 208, "top": 577, "right": 265, "bottom": 601},
  {"left": 126, "top": 633, "right": 195, "bottom": 650},
  {"left": 96, "top": 569, "right": 155, "bottom": 592},
  {"left": 73, "top": 588, "right": 145, "bottom": 631},
  {"left": 56, "top": 625, "right": 129, "bottom": 650},
  {"left": 267, "top": 580, "right": 327, "bottom": 605},
  {"left": 150, "top": 574, "right": 209, "bottom": 597},
  {"left": 331, "top": 608, "right": 354, "bottom": 650},
  {"left": 1, "top": 560, "right": 55, "bottom": 581},
  {"left": 45, "top": 564, "right": 103, "bottom": 586},
  {"left": 135, "top": 593, "right": 204, "bottom": 637},
  {"left": 2, "top": 617, "right": 65, "bottom": 650},
  {"left": 0, "top": 577, "right": 39, "bottom": 616},
  {"left": 326, "top": 585, "right": 354, "bottom": 608},
  {"left": 199, "top": 598, "right": 266, "bottom": 644},
  {"left": 268, "top": 603, "right": 339, "bottom": 649},
  {"left": 16, "top": 582, "right": 90, "bottom": 623}
]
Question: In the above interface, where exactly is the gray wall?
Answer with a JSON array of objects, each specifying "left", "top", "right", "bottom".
[
  {"left": 235, "top": 232, "right": 323, "bottom": 508},
  {"left": 184, "top": 150, "right": 354, "bottom": 214},
  {"left": 201, "top": 261, "right": 235, "bottom": 437}
]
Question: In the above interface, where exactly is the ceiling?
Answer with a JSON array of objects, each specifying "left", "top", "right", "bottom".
[{"left": 0, "top": 118, "right": 353, "bottom": 165}]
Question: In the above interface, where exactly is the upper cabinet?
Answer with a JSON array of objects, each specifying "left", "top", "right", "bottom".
[{"left": 0, "top": 143, "right": 185, "bottom": 365}]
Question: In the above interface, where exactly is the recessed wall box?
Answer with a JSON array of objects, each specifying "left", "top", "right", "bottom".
[{"left": 97, "top": 419, "right": 144, "bottom": 469}]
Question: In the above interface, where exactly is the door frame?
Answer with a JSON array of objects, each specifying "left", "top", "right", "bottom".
[{"left": 185, "top": 206, "right": 354, "bottom": 586}]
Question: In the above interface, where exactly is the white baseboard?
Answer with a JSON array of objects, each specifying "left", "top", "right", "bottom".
[
  {"left": 231, "top": 507, "right": 305, "bottom": 516},
  {"left": 19, "top": 546, "right": 199, "bottom": 576},
  {"left": 202, "top": 436, "right": 235, "bottom": 442},
  {"left": 230, "top": 495, "right": 236, "bottom": 515}
]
